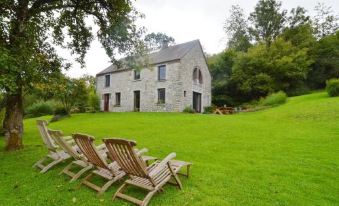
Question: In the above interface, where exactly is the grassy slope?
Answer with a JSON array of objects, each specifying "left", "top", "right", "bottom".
[{"left": 0, "top": 92, "right": 338, "bottom": 206}]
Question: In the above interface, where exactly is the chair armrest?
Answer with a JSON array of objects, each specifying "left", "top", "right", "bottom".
[
  {"left": 96, "top": 143, "right": 106, "bottom": 151},
  {"left": 63, "top": 135, "right": 73, "bottom": 141},
  {"left": 149, "top": 152, "right": 176, "bottom": 178},
  {"left": 135, "top": 148, "right": 148, "bottom": 156}
]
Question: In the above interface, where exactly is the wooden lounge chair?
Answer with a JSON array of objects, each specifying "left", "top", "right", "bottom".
[
  {"left": 33, "top": 120, "right": 72, "bottom": 173},
  {"left": 103, "top": 138, "right": 192, "bottom": 206},
  {"left": 72, "top": 133, "right": 126, "bottom": 195},
  {"left": 48, "top": 129, "right": 96, "bottom": 182}
]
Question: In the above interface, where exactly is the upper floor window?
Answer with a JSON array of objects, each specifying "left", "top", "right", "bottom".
[
  {"left": 157, "top": 88, "right": 166, "bottom": 104},
  {"left": 158, "top": 65, "right": 166, "bottom": 81},
  {"left": 134, "top": 70, "right": 141, "bottom": 80},
  {"left": 198, "top": 70, "right": 203, "bottom": 84},
  {"left": 105, "top": 75, "right": 110, "bottom": 87},
  {"left": 193, "top": 67, "right": 203, "bottom": 84}
]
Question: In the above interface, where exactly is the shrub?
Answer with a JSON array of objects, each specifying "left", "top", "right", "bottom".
[
  {"left": 326, "top": 79, "right": 339, "bottom": 97},
  {"left": 54, "top": 106, "right": 69, "bottom": 116},
  {"left": 88, "top": 92, "right": 100, "bottom": 112},
  {"left": 25, "top": 100, "right": 57, "bottom": 117},
  {"left": 203, "top": 106, "right": 214, "bottom": 114},
  {"left": 183, "top": 106, "right": 195, "bottom": 113},
  {"left": 260, "top": 91, "right": 287, "bottom": 106},
  {"left": 50, "top": 106, "right": 70, "bottom": 122}
]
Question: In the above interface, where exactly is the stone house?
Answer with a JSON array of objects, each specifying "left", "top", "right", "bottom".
[{"left": 96, "top": 39, "right": 211, "bottom": 113}]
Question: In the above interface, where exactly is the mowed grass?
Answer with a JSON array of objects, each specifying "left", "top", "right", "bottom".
[{"left": 0, "top": 92, "right": 338, "bottom": 206}]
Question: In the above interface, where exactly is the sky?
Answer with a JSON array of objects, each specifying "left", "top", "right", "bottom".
[{"left": 62, "top": 0, "right": 339, "bottom": 78}]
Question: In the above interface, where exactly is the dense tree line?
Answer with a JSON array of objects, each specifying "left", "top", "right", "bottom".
[{"left": 209, "top": 0, "right": 339, "bottom": 106}]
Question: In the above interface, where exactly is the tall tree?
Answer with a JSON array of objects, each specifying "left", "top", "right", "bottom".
[
  {"left": 144, "top": 32, "right": 175, "bottom": 51},
  {"left": 287, "top": 7, "right": 310, "bottom": 28},
  {"left": 224, "top": 5, "right": 251, "bottom": 52},
  {"left": 249, "top": 0, "right": 286, "bottom": 46},
  {"left": 313, "top": 2, "right": 339, "bottom": 39},
  {"left": 0, "top": 1, "right": 144, "bottom": 151}
]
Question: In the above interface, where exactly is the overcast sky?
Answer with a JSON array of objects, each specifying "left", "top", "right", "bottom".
[{"left": 62, "top": 0, "right": 339, "bottom": 78}]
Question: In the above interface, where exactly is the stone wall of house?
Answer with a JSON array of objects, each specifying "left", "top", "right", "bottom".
[
  {"left": 179, "top": 43, "right": 212, "bottom": 112},
  {"left": 96, "top": 42, "right": 211, "bottom": 113},
  {"left": 96, "top": 60, "right": 183, "bottom": 112}
]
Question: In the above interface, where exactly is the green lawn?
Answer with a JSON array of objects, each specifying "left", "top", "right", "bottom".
[{"left": 0, "top": 92, "right": 338, "bottom": 205}]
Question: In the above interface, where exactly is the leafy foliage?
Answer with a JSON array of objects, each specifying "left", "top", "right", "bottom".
[
  {"left": 326, "top": 79, "right": 339, "bottom": 97},
  {"left": 249, "top": 0, "right": 287, "bottom": 46},
  {"left": 224, "top": 5, "right": 251, "bottom": 51},
  {"left": 25, "top": 100, "right": 57, "bottom": 118},
  {"left": 260, "top": 91, "right": 287, "bottom": 106},
  {"left": 144, "top": 32, "right": 175, "bottom": 51},
  {"left": 87, "top": 91, "right": 100, "bottom": 112},
  {"left": 183, "top": 106, "right": 195, "bottom": 113},
  {"left": 313, "top": 3, "right": 339, "bottom": 39}
]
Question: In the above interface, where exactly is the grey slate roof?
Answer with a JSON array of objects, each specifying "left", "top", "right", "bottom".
[{"left": 96, "top": 39, "right": 200, "bottom": 76}]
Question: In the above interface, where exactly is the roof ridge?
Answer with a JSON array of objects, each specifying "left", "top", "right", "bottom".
[{"left": 97, "top": 39, "right": 200, "bottom": 76}]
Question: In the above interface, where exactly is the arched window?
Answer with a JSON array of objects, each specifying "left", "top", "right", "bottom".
[
  {"left": 198, "top": 70, "right": 203, "bottom": 84},
  {"left": 193, "top": 68, "right": 198, "bottom": 82}
]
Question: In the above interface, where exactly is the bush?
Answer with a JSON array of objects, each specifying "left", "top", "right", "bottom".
[
  {"left": 326, "top": 79, "right": 339, "bottom": 97},
  {"left": 203, "top": 106, "right": 214, "bottom": 114},
  {"left": 183, "top": 106, "right": 195, "bottom": 113},
  {"left": 54, "top": 106, "right": 69, "bottom": 116},
  {"left": 260, "top": 91, "right": 287, "bottom": 106},
  {"left": 50, "top": 106, "right": 70, "bottom": 122},
  {"left": 25, "top": 100, "right": 57, "bottom": 117},
  {"left": 88, "top": 92, "right": 100, "bottom": 112}
]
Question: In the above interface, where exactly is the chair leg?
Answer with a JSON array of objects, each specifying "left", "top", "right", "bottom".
[
  {"left": 167, "top": 163, "right": 182, "bottom": 190},
  {"left": 113, "top": 183, "right": 127, "bottom": 201},
  {"left": 141, "top": 190, "right": 157, "bottom": 206},
  {"left": 60, "top": 161, "right": 74, "bottom": 175},
  {"left": 70, "top": 165, "right": 93, "bottom": 183},
  {"left": 98, "top": 179, "right": 116, "bottom": 196},
  {"left": 40, "top": 158, "right": 64, "bottom": 173}
]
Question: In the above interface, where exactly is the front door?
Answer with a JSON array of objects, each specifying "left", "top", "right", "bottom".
[
  {"left": 134, "top": 91, "right": 140, "bottom": 112},
  {"left": 193, "top": 92, "right": 202, "bottom": 113},
  {"left": 104, "top": 93, "right": 110, "bottom": 112}
]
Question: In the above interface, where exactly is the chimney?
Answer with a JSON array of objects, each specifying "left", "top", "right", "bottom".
[{"left": 161, "top": 40, "right": 168, "bottom": 50}]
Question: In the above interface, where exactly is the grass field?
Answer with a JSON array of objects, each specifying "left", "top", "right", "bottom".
[{"left": 0, "top": 92, "right": 338, "bottom": 205}]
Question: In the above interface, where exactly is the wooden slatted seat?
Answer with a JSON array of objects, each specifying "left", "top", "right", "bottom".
[
  {"left": 73, "top": 133, "right": 126, "bottom": 195},
  {"left": 48, "top": 129, "right": 100, "bottom": 182},
  {"left": 33, "top": 120, "right": 72, "bottom": 173},
  {"left": 103, "top": 138, "right": 192, "bottom": 206}
]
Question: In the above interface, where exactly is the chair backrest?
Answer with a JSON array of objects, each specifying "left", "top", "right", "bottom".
[
  {"left": 103, "top": 138, "right": 148, "bottom": 178},
  {"left": 36, "top": 120, "right": 58, "bottom": 151},
  {"left": 48, "top": 129, "right": 83, "bottom": 161},
  {"left": 73, "top": 133, "right": 109, "bottom": 170}
]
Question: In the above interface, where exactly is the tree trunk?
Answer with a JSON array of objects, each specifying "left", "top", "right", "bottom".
[{"left": 3, "top": 90, "right": 24, "bottom": 151}]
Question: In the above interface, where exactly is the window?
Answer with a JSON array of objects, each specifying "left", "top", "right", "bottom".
[
  {"left": 158, "top": 65, "right": 166, "bottom": 81},
  {"left": 198, "top": 70, "right": 203, "bottom": 83},
  {"left": 105, "top": 75, "right": 110, "bottom": 87},
  {"left": 115, "top": 92, "right": 121, "bottom": 106},
  {"left": 157, "top": 88, "right": 165, "bottom": 104},
  {"left": 193, "top": 67, "right": 203, "bottom": 84},
  {"left": 134, "top": 70, "right": 140, "bottom": 80},
  {"left": 193, "top": 68, "right": 198, "bottom": 82}
]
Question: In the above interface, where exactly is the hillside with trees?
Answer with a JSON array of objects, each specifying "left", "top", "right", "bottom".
[{"left": 208, "top": 1, "right": 339, "bottom": 106}]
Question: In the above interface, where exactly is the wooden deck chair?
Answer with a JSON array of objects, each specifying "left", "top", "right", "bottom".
[
  {"left": 73, "top": 133, "right": 126, "bottom": 195},
  {"left": 33, "top": 120, "right": 71, "bottom": 173},
  {"left": 48, "top": 129, "right": 94, "bottom": 182},
  {"left": 103, "top": 138, "right": 191, "bottom": 206}
]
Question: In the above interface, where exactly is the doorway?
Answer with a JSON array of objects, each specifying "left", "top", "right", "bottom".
[
  {"left": 193, "top": 92, "right": 202, "bottom": 113},
  {"left": 103, "top": 93, "right": 110, "bottom": 112},
  {"left": 134, "top": 91, "right": 140, "bottom": 112}
]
